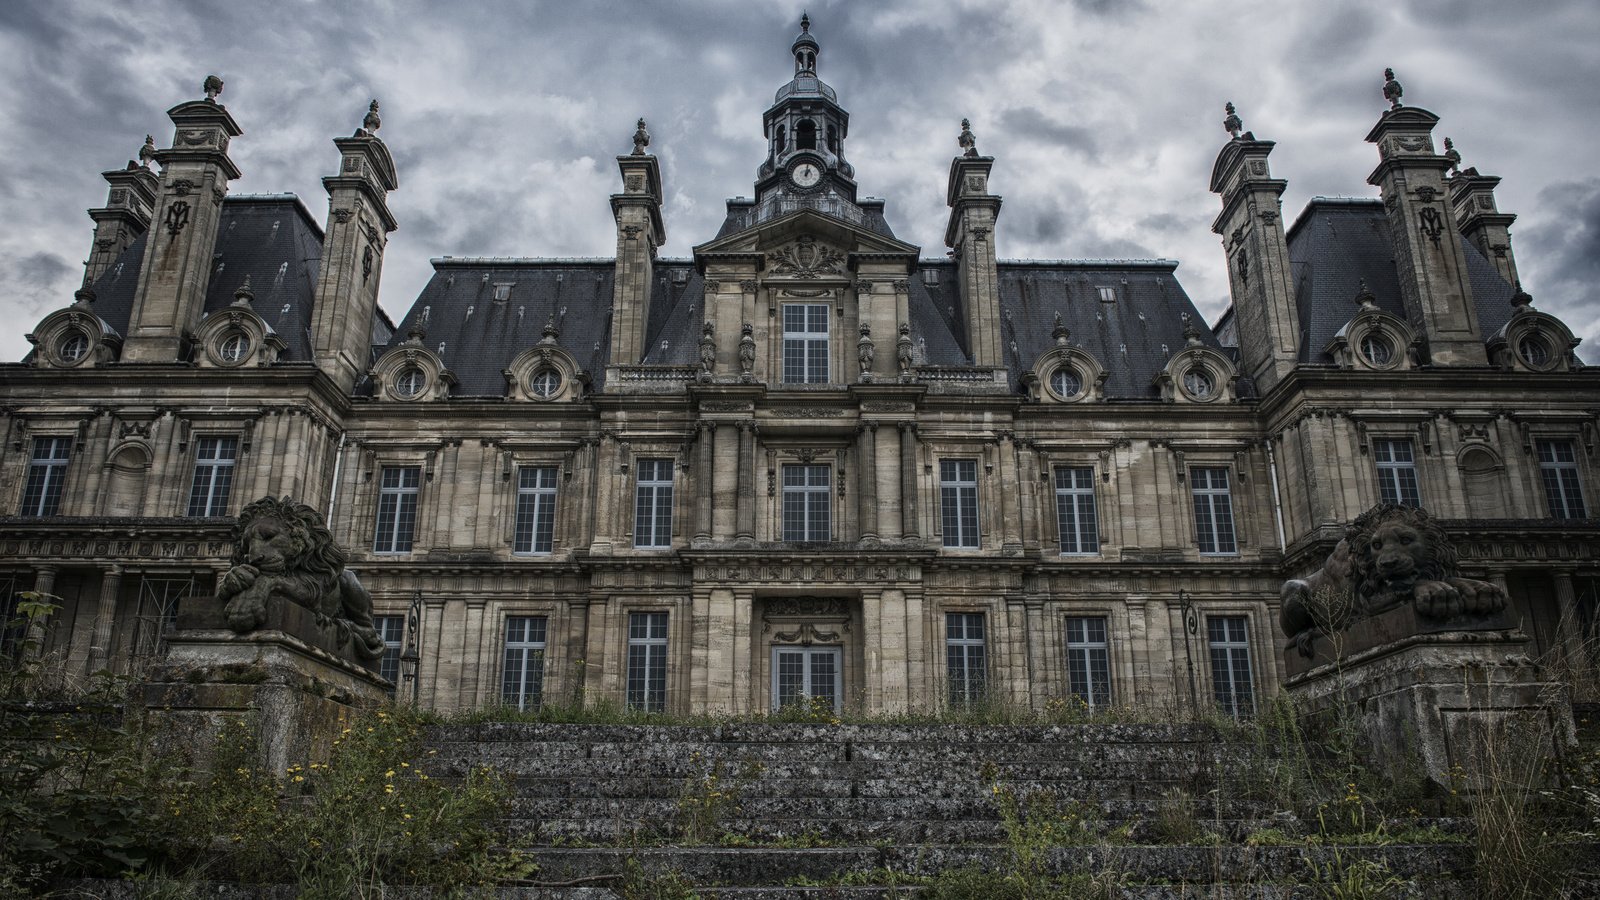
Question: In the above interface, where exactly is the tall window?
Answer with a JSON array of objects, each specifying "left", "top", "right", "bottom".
[
  {"left": 782, "top": 303, "right": 829, "bottom": 384},
  {"left": 1190, "top": 467, "right": 1237, "bottom": 555},
  {"left": 627, "top": 612, "right": 669, "bottom": 712},
  {"left": 782, "top": 464, "right": 831, "bottom": 541},
  {"left": 1373, "top": 439, "right": 1422, "bottom": 508},
  {"left": 634, "top": 459, "right": 674, "bottom": 548},
  {"left": 514, "top": 466, "right": 558, "bottom": 554},
  {"left": 374, "top": 615, "right": 404, "bottom": 692},
  {"left": 502, "top": 616, "right": 547, "bottom": 710},
  {"left": 373, "top": 466, "right": 420, "bottom": 553},
  {"left": 1054, "top": 466, "right": 1100, "bottom": 555},
  {"left": 939, "top": 460, "right": 980, "bottom": 548},
  {"left": 1537, "top": 439, "right": 1587, "bottom": 520},
  {"left": 187, "top": 436, "right": 238, "bottom": 517},
  {"left": 20, "top": 436, "right": 71, "bottom": 517},
  {"left": 945, "top": 612, "right": 986, "bottom": 706},
  {"left": 1208, "top": 616, "right": 1254, "bottom": 717},
  {"left": 1065, "top": 616, "right": 1112, "bottom": 711}
]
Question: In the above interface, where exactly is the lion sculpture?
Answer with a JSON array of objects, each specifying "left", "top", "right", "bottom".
[
  {"left": 218, "top": 496, "right": 386, "bottom": 660},
  {"left": 1279, "top": 504, "right": 1507, "bottom": 656}
]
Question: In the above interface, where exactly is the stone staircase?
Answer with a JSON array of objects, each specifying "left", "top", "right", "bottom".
[{"left": 422, "top": 721, "right": 1484, "bottom": 897}]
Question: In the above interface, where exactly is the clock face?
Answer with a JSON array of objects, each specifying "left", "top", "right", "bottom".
[{"left": 790, "top": 161, "right": 822, "bottom": 188}]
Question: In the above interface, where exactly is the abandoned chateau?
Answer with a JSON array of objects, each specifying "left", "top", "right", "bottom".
[{"left": 2, "top": 20, "right": 1596, "bottom": 718}]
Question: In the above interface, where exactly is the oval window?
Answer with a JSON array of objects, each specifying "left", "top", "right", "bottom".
[
  {"left": 1049, "top": 367, "right": 1082, "bottom": 399},
  {"left": 58, "top": 331, "right": 89, "bottom": 364},
  {"left": 394, "top": 366, "right": 425, "bottom": 399},
  {"left": 1519, "top": 334, "right": 1550, "bottom": 367},
  {"left": 529, "top": 369, "right": 561, "bottom": 398},
  {"left": 1182, "top": 369, "right": 1215, "bottom": 400},
  {"left": 220, "top": 333, "right": 249, "bottom": 364},
  {"left": 1360, "top": 333, "right": 1393, "bottom": 366}
]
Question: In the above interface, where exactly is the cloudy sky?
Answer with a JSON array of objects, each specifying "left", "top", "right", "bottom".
[{"left": 1, "top": 0, "right": 1596, "bottom": 364}]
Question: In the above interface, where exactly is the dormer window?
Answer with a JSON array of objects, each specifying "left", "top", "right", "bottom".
[
  {"left": 493, "top": 283, "right": 512, "bottom": 302},
  {"left": 1360, "top": 333, "right": 1393, "bottom": 366},
  {"left": 1097, "top": 286, "right": 1117, "bottom": 304},
  {"left": 796, "top": 119, "right": 816, "bottom": 151},
  {"left": 529, "top": 368, "right": 561, "bottom": 399},
  {"left": 219, "top": 333, "right": 249, "bottom": 364},
  {"left": 1518, "top": 334, "right": 1550, "bottom": 368},
  {"left": 394, "top": 366, "right": 425, "bottom": 399},
  {"left": 1049, "top": 367, "right": 1082, "bottom": 400},
  {"left": 1182, "top": 369, "right": 1215, "bottom": 400}
]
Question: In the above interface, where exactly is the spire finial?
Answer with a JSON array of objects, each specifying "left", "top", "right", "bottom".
[
  {"left": 1443, "top": 137, "right": 1461, "bottom": 176},
  {"left": 958, "top": 118, "right": 977, "bottom": 157},
  {"left": 632, "top": 118, "right": 650, "bottom": 155},
  {"left": 1223, "top": 102, "right": 1243, "bottom": 139},
  {"left": 233, "top": 275, "right": 254, "bottom": 306},
  {"left": 543, "top": 314, "right": 560, "bottom": 341},
  {"left": 1182, "top": 312, "right": 1203, "bottom": 346},
  {"left": 1510, "top": 280, "right": 1533, "bottom": 313},
  {"left": 1354, "top": 279, "right": 1377, "bottom": 309},
  {"left": 800, "top": 12, "right": 810, "bottom": 32},
  {"left": 1382, "top": 67, "right": 1403, "bottom": 110},
  {"left": 1052, "top": 312, "right": 1070, "bottom": 346},
  {"left": 73, "top": 286, "right": 96, "bottom": 307},
  {"left": 362, "top": 99, "right": 381, "bottom": 136},
  {"left": 203, "top": 74, "right": 224, "bottom": 103},
  {"left": 138, "top": 134, "right": 157, "bottom": 168}
]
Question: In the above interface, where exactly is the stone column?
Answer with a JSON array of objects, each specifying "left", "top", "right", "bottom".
[
  {"left": 899, "top": 423, "right": 919, "bottom": 540},
  {"left": 86, "top": 565, "right": 123, "bottom": 674},
  {"left": 857, "top": 423, "right": 879, "bottom": 544},
  {"left": 22, "top": 566, "right": 58, "bottom": 661},
  {"left": 1552, "top": 572, "right": 1585, "bottom": 673},
  {"left": 735, "top": 422, "right": 756, "bottom": 544},
  {"left": 695, "top": 422, "right": 714, "bottom": 544}
]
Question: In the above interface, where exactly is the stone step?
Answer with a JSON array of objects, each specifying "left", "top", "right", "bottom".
[
  {"left": 429, "top": 722, "right": 1227, "bottom": 745},
  {"left": 503, "top": 795, "right": 1278, "bottom": 824},
  {"left": 430, "top": 737, "right": 1236, "bottom": 763},
  {"left": 495, "top": 775, "right": 1252, "bottom": 801},
  {"left": 431, "top": 756, "right": 1260, "bottom": 783}
]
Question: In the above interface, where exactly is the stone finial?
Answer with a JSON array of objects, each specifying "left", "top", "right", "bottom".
[
  {"left": 1052, "top": 312, "right": 1071, "bottom": 346},
  {"left": 542, "top": 314, "right": 560, "bottom": 342},
  {"left": 1510, "top": 281, "right": 1533, "bottom": 314},
  {"left": 406, "top": 323, "right": 426, "bottom": 344},
  {"left": 138, "top": 134, "right": 157, "bottom": 168},
  {"left": 958, "top": 118, "right": 978, "bottom": 157},
  {"left": 232, "top": 275, "right": 254, "bottom": 306},
  {"left": 800, "top": 12, "right": 810, "bottom": 33},
  {"left": 73, "top": 286, "right": 96, "bottom": 307},
  {"left": 1181, "top": 312, "right": 1202, "bottom": 347},
  {"left": 362, "top": 100, "right": 382, "bottom": 136},
  {"left": 1354, "top": 279, "right": 1377, "bottom": 310},
  {"left": 1223, "top": 102, "right": 1243, "bottom": 139},
  {"left": 1443, "top": 137, "right": 1461, "bottom": 176},
  {"left": 738, "top": 323, "right": 756, "bottom": 377},
  {"left": 1382, "top": 68, "right": 1403, "bottom": 110},
  {"left": 632, "top": 118, "right": 650, "bottom": 155},
  {"left": 203, "top": 74, "right": 224, "bottom": 102}
]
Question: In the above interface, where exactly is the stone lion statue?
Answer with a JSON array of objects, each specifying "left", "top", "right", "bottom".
[
  {"left": 218, "top": 496, "right": 386, "bottom": 660},
  {"left": 1279, "top": 504, "right": 1507, "bottom": 656}
]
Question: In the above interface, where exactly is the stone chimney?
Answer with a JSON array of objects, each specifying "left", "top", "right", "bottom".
[
  {"left": 82, "top": 136, "right": 160, "bottom": 286},
  {"left": 944, "top": 118, "right": 1003, "bottom": 368},
  {"left": 1445, "top": 141, "right": 1519, "bottom": 287},
  {"left": 607, "top": 118, "right": 665, "bottom": 375}
]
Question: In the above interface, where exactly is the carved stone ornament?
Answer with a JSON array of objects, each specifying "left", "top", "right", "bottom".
[
  {"left": 1418, "top": 207, "right": 1445, "bottom": 246},
  {"left": 203, "top": 74, "right": 225, "bottom": 102},
  {"left": 738, "top": 323, "right": 756, "bottom": 376},
  {"left": 1223, "top": 102, "right": 1243, "bottom": 139},
  {"left": 774, "top": 622, "right": 842, "bottom": 645},
  {"left": 857, "top": 324, "right": 874, "bottom": 379},
  {"left": 362, "top": 246, "right": 374, "bottom": 280},
  {"left": 164, "top": 200, "right": 190, "bottom": 237},
  {"left": 632, "top": 118, "right": 650, "bottom": 155},
  {"left": 698, "top": 320, "right": 716, "bottom": 379},
  {"left": 768, "top": 235, "right": 845, "bottom": 279},
  {"left": 181, "top": 130, "right": 210, "bottom": 146},
  {"left": 217, "top": 496, "right": 386, "bottom": 661},
  {"left": 1382, "top": 67, "right": 1403, "bottom": 109},
  {"left": 333, "top": 208, "right": 354, "bottom": 224},
  {"left": 897, "top": 323, "right": 913, "bottom": 375},
  {"left": 958, "top": 118, "right": 978, "bottom": 157}
]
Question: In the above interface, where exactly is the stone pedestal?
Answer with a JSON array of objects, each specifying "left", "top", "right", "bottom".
[
  {"left": 138, "top": 597, "right": 392, "bottom": 776},
  {"left": 1284, "top": 604, "right": 1575, "bottom": 791}
]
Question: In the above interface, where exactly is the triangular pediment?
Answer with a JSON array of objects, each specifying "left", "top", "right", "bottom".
[{"left": 694, "top": 207, "right": 919, "bottom": 263}]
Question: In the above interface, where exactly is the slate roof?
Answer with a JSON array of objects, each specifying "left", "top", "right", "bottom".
[
  {"left": 81, "top": 195, "right": 328, "bottom": 361},
  {"left": 1285, "top": 198, "right": 1516, "bottom": 363}
]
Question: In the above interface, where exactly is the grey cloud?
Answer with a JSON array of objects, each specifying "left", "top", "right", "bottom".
[
  {"left": 14, "top": 252, "right": 72, "bottom": 286},
  {"left": 999, "top": 107, "right": 1099, "bottom": 159}
]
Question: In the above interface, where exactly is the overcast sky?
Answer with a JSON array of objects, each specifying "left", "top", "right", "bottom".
[{"left": 2, "top": 0, "right": 1596, "bottom": 364}]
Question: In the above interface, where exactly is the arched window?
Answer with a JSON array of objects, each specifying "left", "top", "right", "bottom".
[
  {"left": 775, "top": 124, "right": 786, "bottom": 155},
  {"left": 797, "top": 120, "right": 816, "bottom": 151},
  {"left": 827, "top": 125, "right": 838, "bottom": 153}
]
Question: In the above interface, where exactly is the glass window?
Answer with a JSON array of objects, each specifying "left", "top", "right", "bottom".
[
  {"left": 634, "top": 459, "right": 674, "bottom": 548},
  {"left": 514, "top": 466, "right": 558, "bottom": 554},
  {"left": 1207, "top": 615, "right": 1254, "bottom": 717},
  {"left": 939, "top": 459, "right": 980, "bottom": 548},
  {"left": 187, "top": 436, "right": 239, "bottom": 517},
  {"left": 1360, "top": 333, "right": 1393, "bottom": 366},
  {"left": 1097, "top": 286, "right": 1117, "bottom": 304},
  {"left": 1519, "top": 335, "right": 1550, "bottom": 367},
  {"left": 374, "top": 615, "right": 405, "bottom": 692},
  {"left": 1054, "top": 466, "right": 1100, "bottom": 555},
  {"left": 1537, "top": 439, "right": 1587, "bottom": 520},
  {"left": 59, "top": 331, "right": 89, "bottom": 363},
  {"left": 393, "top": 366, "right": 424, "bottom": 399},
  {"left": 782, "top": 303, "right": 829, "bottom": 384},
  {"left": 1373, "top": 439, "right": 1422, "bottom": 508},
  {"left": 1065, "top": 616, "right": 1111, "bottom": 711},
  {"left": 220, "top": 333, "right": 249, "bottom": 363},
  {"left": 502, "top": 616, "right": 547, "bottom": 710},
  {"left": 373, "top": 466, "right": 420, "bottom": 553},
  {"left": 773, "top": 646, "right": 841, "bottom": 713},
  {"left": 529, "top": 369, "right": 560, "bottom": 398},
  {"left": 1182, "top": 369, "right": 1214, "bottom": 400},
  {"left": 20, "top": 436, "right": 71, "bottom": 517},
  {"left": 945, "top": 612, "right": 987, "bottom": 706},
  {"left": 1190, "top": 467, "right": 1237, "bottom": 555},
  {"left": 627, "top": 612, "right": 669, "bottom": 712},
  {"left": 1050, "top": 367, "right": 1082, "bottom": 399},
  {"left": 781, "top": 464, "right": 831, "bottom": 542}
]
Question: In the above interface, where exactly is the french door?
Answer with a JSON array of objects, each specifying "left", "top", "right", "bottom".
[{"left": 771, "top": 646, "right": 842, "bottom": 713}]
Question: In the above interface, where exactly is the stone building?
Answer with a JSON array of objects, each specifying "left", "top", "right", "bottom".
[{"left": 2, "top": 20, "right": 1596, "bottom": 716}]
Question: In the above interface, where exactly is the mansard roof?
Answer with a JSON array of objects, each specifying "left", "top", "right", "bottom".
[
  {"left": 81, "top": 194, "right": 333, "bottom": 363},
  {"left": 1285, "top": 197, "right": 1516, "bottom": 364}
]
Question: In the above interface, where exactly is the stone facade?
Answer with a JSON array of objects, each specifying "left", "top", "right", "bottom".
[{"left": 3, "top": 23, "right": 1597, "bottom": 716}]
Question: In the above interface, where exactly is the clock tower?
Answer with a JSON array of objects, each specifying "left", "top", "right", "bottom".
[{"left": 754, "top": 15, "right": 859, "bottom": 210}]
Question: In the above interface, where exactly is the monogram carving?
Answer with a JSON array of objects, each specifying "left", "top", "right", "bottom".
[
  {"left": 1418, "top": 207, "right": 1445, "bottom": 246},
  {"left": 767, "top": 235, "right": 844, "bottom": 279},
  {"left": 164, "top": 201, "right": 190, "bottom": 237}
]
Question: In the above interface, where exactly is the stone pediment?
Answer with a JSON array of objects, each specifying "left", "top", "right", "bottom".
[{"left": 694, "top": 207, "right": 919, "bottom": 270}]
